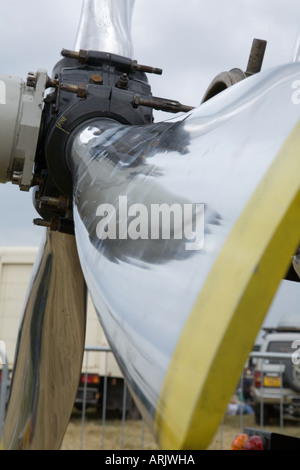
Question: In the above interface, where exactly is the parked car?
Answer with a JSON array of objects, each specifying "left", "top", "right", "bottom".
[{"left": 253, "top": 328, "right": 300, "bottom": 424}]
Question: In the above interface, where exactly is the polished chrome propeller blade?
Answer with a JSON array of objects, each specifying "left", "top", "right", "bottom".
[
  {"left": 74, "top": 0, "right": 135, "bottom": 57},
  {"left": 67, "top": 61, "right": 300, "bottom": 449},
  {"left": 1, "top": 230, "right": 86, "bottom": 450}
]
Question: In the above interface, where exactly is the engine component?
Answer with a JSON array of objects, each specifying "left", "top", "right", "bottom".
[
  {"left": 0, "top": 70, "right": 47, "bottom": 190},
  {"left": 201, "top": 38, "right": 267, "bottom": 103},
  {"left": 32, "top": 49, "right": 193, "bottom": 230}
]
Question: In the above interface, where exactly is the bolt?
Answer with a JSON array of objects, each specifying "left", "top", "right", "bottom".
[
  {"left": 46, "top": 76, "right": 59, "bottom": 89},
  {"left": 116, "top": 73, "right": 129, "bottom": 89},
  {"left": 61, "top": 48, "right": 88, "bottom": 64},
  {"left": 132, "top": 94, "right": 194, "bottom": 113},
  {"left": 131, "top": 60, "right": 163, "bottom": 75},
  {"left": 40, "top": 195, "right": 68, "bottom": 213},
  {"left": 60, "top": 82, "right": 88, "bottom": 98},
  {"left": 31, "top": 174, "right": 44, "bottom": 187},
  {"left": 33, "top": 218, "right": 51, "bottom": 228},
  {"left": 90, "top": 74, "right": 103, "bottom": 85},
  {"left": 33, "top": 218, "right": 60, "bottom": 231}
]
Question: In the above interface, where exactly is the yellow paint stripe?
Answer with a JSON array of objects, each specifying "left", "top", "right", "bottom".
[{"left": 154, "top": 120, "right": 300, "bottom": 450}]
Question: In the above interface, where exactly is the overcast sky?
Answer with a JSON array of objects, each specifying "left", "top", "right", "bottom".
[{"left": 0, "top": 0, "right": 299, "bottom": 330}]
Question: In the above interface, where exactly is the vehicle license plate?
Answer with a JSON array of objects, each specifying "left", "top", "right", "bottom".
[{"left": 263, "top": 375, "right": 281, "bottom": 387}]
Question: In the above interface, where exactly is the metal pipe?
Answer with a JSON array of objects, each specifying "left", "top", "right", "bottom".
[
  {"left": 250, "top": 352, "right": 299, "bottom": 360},
  {"left": 245, "top": 38, "right": 267, "bottom": 75},
  {"left": 101, "top": 352, "right": 108, "bottom": 450},
  {"left": 80, "top": 351, "right": 89, "bottom": 450}
]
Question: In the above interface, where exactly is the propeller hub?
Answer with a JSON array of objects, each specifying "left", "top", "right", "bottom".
[
  {"left": 33, "top": 50, "right": 156, "bottom": 229},
  {"left": 31, "top": 51, "right": 192, "bottom": 233}
]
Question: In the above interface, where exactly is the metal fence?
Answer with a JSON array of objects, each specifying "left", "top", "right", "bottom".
[
  {"left": 77, "top": 345, "right": 147, "bottom": 450},
  {"left": 1, "top": 348, "right": 300, "bottom": 449},
  {"left": 65, "top": 347, "right": 300, "bottom": 449},
  {"left": 0, "top": 347, "right": 8, "bottom": 441}
]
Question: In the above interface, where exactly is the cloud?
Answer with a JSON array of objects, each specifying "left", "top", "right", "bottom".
[
  {"left": 0, "top": 0, "right": 298, "bottom": 334},
  {"left": 0, "top": 184, "right": 44, "bottom": 246},
  {"left": 0, "top": 0, "right": 299, "bottom": 247}
]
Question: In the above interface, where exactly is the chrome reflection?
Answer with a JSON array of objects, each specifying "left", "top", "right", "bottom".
[
  {"left": 2, "top": 230, "right": 86, "bottom": 450},
  {"left": 67, "top": 62, "right": 300, "bottom": 429},
  {"left": 74, "top": 0, "right": 135, "bottom": 57}
]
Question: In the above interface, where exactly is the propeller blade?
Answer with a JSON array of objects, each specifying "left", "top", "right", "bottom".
[
  {"left": 74, "top": 0, "right": 135, "bottom": 57},
  {"left": 1, "top": 230, "right": 86, "bottom": 450},
  {"left": 1, "top": 0, "right": 299, "bottom": 452},
  {"left": 66, "top": 62, "right": 300, "bottom": 449}
]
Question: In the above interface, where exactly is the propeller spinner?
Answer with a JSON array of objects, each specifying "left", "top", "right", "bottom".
[{"left": 0, "top": 0, "right": 299, "bottom": 451}]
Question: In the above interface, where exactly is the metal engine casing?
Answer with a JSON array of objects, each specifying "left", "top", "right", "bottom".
[{"left": 33, "top": 51, "right": 154, "bottom": 229}]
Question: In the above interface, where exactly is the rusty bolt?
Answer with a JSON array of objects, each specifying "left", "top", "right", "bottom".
[
  {"left": 90, "top": 74, "right": 103, "bottom": 85},
  {"left": 116, "top": 73, "right": 129, "bottom": 90},
  {"left": 33, "top": 217, "right": 60, "bottom": 231},
  {"left": 60, "top": 82, "right": 88, "bottom": 98},
  {"left": 40, "top": 195, "right": 68, "bottom": 213},
  {"left": 77, "top": 83, "right": 88, "bottom": 98}
]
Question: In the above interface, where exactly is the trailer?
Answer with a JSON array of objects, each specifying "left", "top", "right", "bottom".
[
  {"left": 0, "top": 246, "right": 139, "bottom": 417},
  {"left": 76, "top": 295, "right": 140, "bottom": 418},
  {"left": 0, "top": 247, "right": 37, "bottom": 373}
]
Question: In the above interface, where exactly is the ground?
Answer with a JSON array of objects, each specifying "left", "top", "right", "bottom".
[{"left": 61, "top": 409, "right": 300, "bottom": 450}]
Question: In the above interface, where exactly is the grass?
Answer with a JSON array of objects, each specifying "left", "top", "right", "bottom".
[
  {"left": 62, "top": 409, "right": 300, "bottom": 450},
  {"left": 62, "top": 409, "right": 159, "bottom": 450}
]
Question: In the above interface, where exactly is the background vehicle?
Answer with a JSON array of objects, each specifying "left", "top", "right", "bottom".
[{"left": 253, "top": 326, "right": 300, "bottom": 424}]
